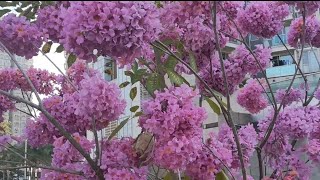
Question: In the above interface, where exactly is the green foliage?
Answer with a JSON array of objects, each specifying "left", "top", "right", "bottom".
[
  {"left": 205, "top": 97, "right": 221, "bottom": 115},
  {"left": 130, "top": 105, "right": 139, "bottom": 112},
  {"left": 146, "top": 73, "right": 166, "bottom": 95},
  {"left": 134, "top": 111, "right": 143, "bottom": 117},
  {"left": 119, "top": 81, "right": 130, "bottom": 88},
  {"left": 55, "top": 44, "right": 64, "bottom": 53},
  {"left": 163, "top": 171, "right": 178, "bottom": 180},
  {"left": 130, "top": 87, "right": 137, "bottom": 100},
  {"left": 189, "top": 52, "right": 198, "bottom": 73},
  {"left": 108, "top": 118, "right": 130, "bottom": 140},
  {"left": 42, "top": 41, "right": 52, "bottom": 54},
  {"left": 0, "top": 1, "right": 55, "bottom": 20},
  {"left": 67, "top": 53, "right": 77, "bottom": 68},
  {"left": 215, "top": 171, "right": 229, "bottom": 180},
  {"left": 166, "top": 68, "right": 184, "bottom": 86},
  {"left": 164, "top": 55, "right": 178, "bottom": 71},
  {"left": 0, "top": 144, "right": 53, "bottom": 167}
]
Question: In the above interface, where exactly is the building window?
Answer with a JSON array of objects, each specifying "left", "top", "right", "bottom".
[
  {"left": 301, "top": 50, "right": 320, "bottom": 73},
  {"left": 271, "top": 55, "right": 293, "bottom": 67},
  {"left": 104, "top": 58, "right": 117, "bottom": 81},
  {"left": 93, "top": 57, "right": 117, "bottom": 81},
  {"left": 222, "top": 52, "right": 228, "bottom": 60},
  {"left": 250, "top": 34, "right": 259, "bottom": 41}
]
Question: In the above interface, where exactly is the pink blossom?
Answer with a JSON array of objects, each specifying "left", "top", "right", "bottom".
[
  {"left": 237, "top": 79, "right": 268, "bottom": 114},
  {"left": 288, "top": 15, "right": 320, "bottom": 48},
  {"left": 60, "top": 2, "right": 162, "bottom": 66},
  {"left": 275, "top": 88, "right": 303, "bottom": 106},
  {"left": 0, "top": 14, "right": 42, "bottom": 59},
  {"left": 36, "top": 5, "right": 65, "bottom": 42},
  {"left": 237, "top": 2, "right": 289, "bottom": 38},
  {"left": 101, "top": 138, "right": 148, "bottom": 179}
]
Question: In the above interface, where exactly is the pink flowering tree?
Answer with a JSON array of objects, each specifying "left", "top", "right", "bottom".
[{"left": 0, "top": 1, "right": 320, "bottom": 180}]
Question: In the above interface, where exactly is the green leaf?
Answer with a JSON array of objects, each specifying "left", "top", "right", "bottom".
[
  {"left": 146, "top": 73, "right": 165, "bottom": 95},
  {"left": 55, "top": 44, "right": 64, "bottom": 53},
  {"left": 0, "top": 9, "right": 11, "bottom": 17},
  {"left": 152, "top": 41, "right": 165, "bottom": 66},
  {"left": 215, "top": 171, "right": 229, "bottom": 180},
  {"left": 20, "top": 5, "right": 33, "bottom": 18},
  {"left": 124, "top": 71, "right": 134, "bottom": 77},
  {"left": 164, "top": 55, "right": 178, "bottom": 70},
  {"left": 67, "top": 53, "right": 77, "bottom": 68},
  {"left": 205, "top": 97, "right": 221, "bottom": 115},
  {"left": 130, "top": 87, "right": 137, "bottom": 100},
  {"left": 42, "top": 41, "right": 53, "bottom": 54},
  {"left": 119, "top": 81, "right": 130, "bottom": 88},
  {"left": 134, "top": 111, "right": 143, "bottom": 117},
  {"left": 189, "top": 52, "right": 198, "bottom": 72},
  {"left": 108, "top": 118, "right": 130, "bottom": 140},
  {"left": 132, "top": 61, "right": 138, "bottom": 73},
  {"left": 221, "top": 100, "right": 228, "bottom": 108},
  {"left": 131, "top": 69, "right": 147, "bottom": 84},
  {"left": 166, "top": 69, "right": 184, "bottom": 86},
  {"left": 163, "top": 172, "right": 174, "bottom": 180},
  {"left": 175, "top": 41, "right": 185, "bottom": 55},
  {"left": 184, "top": 175, "right": 192, "bottom": 180},
  {"left": 0, "top": 2, "right": 12, "bottom": 7},
  {"left": 130, "top": 105, "right": 139, "bottom": 112}
]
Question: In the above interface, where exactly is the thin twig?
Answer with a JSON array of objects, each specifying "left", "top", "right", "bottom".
[
  {"left": 212, "top": 2, "right": 247, "bottom": 179},
  {"left": 259, "top": 5, "right": 307, "bottom": 149},
  {"left": 16, "top": 108, "right": 35, "bottom": 118},
  {"left": 277, "top": 34, "right": 307, "bottom": 82},
  {"left": 1, "top": 144, "right": 83, "bottom": 176},
  {"left": 204, "top": 143, "right": 236, "bottom": 180},
  {"left": 91, "top": 118, "right": 100, "bottom": 164},
  {"left": 0, "top": 41, "right": 103, "bottom": 179},
  {"left": 38, "top": 48, "right": 78, "bottom": 92}
]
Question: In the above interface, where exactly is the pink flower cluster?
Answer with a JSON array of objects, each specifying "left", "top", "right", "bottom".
[
  {"left": 237, "top": 2, "right": 289, "bottom": 38},
  {"left": 186, "top": 123, "right": 258, "bottom": 179},
  {"left": 306, "top": 139, "right": 320, "bottom": 163},
  {"left": 24, "top": 115, "right": 59, "bottom": 148},
  {"left": 288, "top": 15, "right": 320, "bottom": 47},
  {"left": 258, "top": 106, "right": 320, "bottom": 176},
  {"left": 237, "top": 79, "right": 268, "bottom": 114},
  {"left": 186, "top": 133, "right": 232, "bottom": 179},
  {"left": 101, "top": 138, "right": 148, "bottom": 180},
  {"left": 72, "top": 74, "right": 126, "bottom": 129},
  {"left": 26, "top": 76, "right": 125, "bottom": 146},
  {"left": 0, "top": 95, "right": 15, "bottom": 122},
  {"left": 52, "top": 133, "right": 93, "bottom": 167},
  {"left": 0, "top": 14, "right": 42, "bottom": 59},
  {"left": 25, "top": 67, "right": 126, "bottom": 148},
  {"left": 276, "top": 106, "right": 320, "bottom": 138},
  {"left": 160, "top": 2, "right": 230, "bottom": 69},
  {"left": 0, "top": 67, "right": 57, "bottom": 95},
  {"left": 139, "top": 85, "right": 207, "bottom": 170},
  {"left": 36, "top": 5, "right": 65, "bottom": 42},
  {"left": 285, "top": 1, "right": 320, "bottom": 16},
  {"left": 218, "top": 1, "right": 244, "bottom": 20},
  {"left": 60, "top": 2, "right": 162, "bottom": 66},
  {"left": 40, "top": 133, "right": 95, "bottom": 180},
  {"left": 275, "top": 88, "right": 303, "bottom": 106},
  {"left": 198, "top": 45, "right": 271, "bottom": 96},
  {"left": 57, "top": 59, "right": 98, "bottom": 94},
  {"left": 218, "top": 124, "right": 258, "bottom": 169}
]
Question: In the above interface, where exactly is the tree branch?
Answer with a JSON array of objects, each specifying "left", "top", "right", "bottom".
[{"left": 212, "top": 2, "right": 247, "bottom": 179}]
